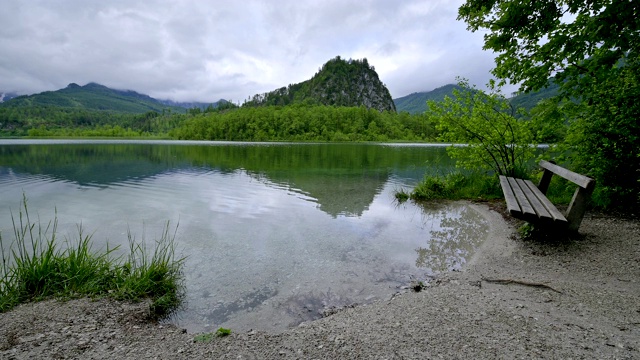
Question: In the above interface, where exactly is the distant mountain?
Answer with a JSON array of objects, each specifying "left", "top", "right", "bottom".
[
  {"left": 394, "top": 82, "right": 560, "bottom": 114},
  {"left": 0, "top": 92, "right": 18, "bottom": 103},
  {"left": 393, "top": 84, "right": 463, "bottom": 114},
  {"left": 0, "top": 83, "right": 226, "bottom": 114},
  {"left": 158, "top": 98, "right": 230, "bottom": 110},
  {"left": 1, "top": 83, "right": 181, "bottom": 113},
  {"left": 244, "top": 56, "right": 396, "bottom": 112}
]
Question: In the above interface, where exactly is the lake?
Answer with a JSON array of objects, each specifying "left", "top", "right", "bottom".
[{"left": 0, "top": 140, "right": 490, "bottom": 333}]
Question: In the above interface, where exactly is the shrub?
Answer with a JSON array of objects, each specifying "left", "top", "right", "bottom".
[{"left": 428, "top": 79, "right": 535, "bottom": 178}]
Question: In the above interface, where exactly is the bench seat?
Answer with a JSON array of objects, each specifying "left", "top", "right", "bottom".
[{"left": 499, "top": 175, "right": 567, "bottom": 225}]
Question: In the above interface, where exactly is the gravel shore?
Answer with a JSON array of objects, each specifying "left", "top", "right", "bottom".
[{"left": 1, "top": 203, "right": 638, "bottom": 359}]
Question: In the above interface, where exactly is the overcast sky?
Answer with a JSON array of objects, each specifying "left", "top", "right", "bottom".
[{"left": 0, "top": 0, "right": 506, "bottom": 103}]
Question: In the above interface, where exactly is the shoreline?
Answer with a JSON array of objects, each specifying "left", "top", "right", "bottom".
[{"left": 1, "top": 203, "right": 639, "bottom": 359}]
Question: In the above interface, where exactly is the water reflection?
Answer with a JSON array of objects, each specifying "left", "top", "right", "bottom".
[
  {"left": 169, "top": 196, "right": 491, "bottom": 333},
  {"left": 414, "top": 204, "right": 489, "bottom": 272},
  {"left": 0, "top": 140, "right": 490, "bottom": 333},
  {"left": 0, "top": 141, "right": 452, "bottom": 218},
  {"left": 0, "top": 142, "right": 184, "bottom": 186}
]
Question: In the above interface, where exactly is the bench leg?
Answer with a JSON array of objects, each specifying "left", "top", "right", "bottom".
[{"left": 566, "top": 186, "right": 594, "bottom": 232}]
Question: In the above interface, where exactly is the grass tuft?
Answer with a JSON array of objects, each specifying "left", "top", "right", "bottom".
[
  {"left": 216, "top": 327, "right": 232, "bottom": 337},
  {"left": 114, "top": 224, "right": 185, "bottom": 318},
  {"left": 0, "top": 195, "right": 185, "bottom": 318},
  {"left": 193, "top": 328, "right": 231, "bottom": 343},
  {"left": 394, "top": 189, "right": 410, "bottom": 203}
]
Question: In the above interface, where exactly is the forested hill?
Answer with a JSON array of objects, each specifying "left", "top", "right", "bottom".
[
  {"left": 393, "top": 84, "right": 463, "bottom": 114},
  {"left": 394, "top": 82, "right": 559, "bottom": 114},
  {"left": 0, "top": 83, "right": 228, "bottom": 136},
  {"left": 243, "top": 56, "right": 396, "bottom": 112},
  {"left": 508, "top": 82, "right": 560, "bottom": 111},
  {"left": 0, "top": 83, "right": 222, "bottom": 113}
]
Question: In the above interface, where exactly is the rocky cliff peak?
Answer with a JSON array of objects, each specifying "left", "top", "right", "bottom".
[{"left": 244, "top": 56, "right": 396, "bottom": 112}]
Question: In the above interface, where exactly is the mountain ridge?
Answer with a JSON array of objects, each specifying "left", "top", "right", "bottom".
[
  {"left": 0, "top": 82, "right": 225, "bottom": 113},
  {"left": 2, "top": 70, "right": 557, "bottom": 116},
  {"left": 393, "top": 83, "right": 559, "bottom": 114}
]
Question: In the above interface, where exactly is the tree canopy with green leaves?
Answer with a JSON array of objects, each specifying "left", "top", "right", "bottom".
[
  {"left": 458, "top": 0, "right": 640, "bottom": 210},
  {"left": 458, "top": 0, "right": 639, "bottom": 93}
]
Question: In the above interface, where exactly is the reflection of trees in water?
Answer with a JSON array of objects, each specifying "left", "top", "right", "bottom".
[
  {"left": 285, "top": 171, "right": 387, "bottom": 217},
  {"left": 415, "top": 206, "right": 488, "bottom": 273},
  {"left": 0, "top": 143, "right": 181, "bottom": 185},
  {"left": 0, "top": 143, "right": 448, "bottom": 217}
]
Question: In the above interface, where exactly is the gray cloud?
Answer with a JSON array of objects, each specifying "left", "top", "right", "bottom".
[{"left": 0, "top": 0, "right": 503, "bottom": 102}]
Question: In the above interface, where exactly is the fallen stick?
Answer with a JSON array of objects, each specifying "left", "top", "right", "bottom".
[{"left": 481, "top": 276, "right": 563, "bottom": 294}]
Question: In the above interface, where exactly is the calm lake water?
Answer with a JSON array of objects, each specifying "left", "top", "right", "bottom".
[{"left": 0, "top": 140, "right": 490, "bottom": 333}]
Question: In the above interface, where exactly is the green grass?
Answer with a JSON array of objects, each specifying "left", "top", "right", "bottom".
[
  {"left": 396, "top": 171, "right": 503, "bottom": 202},
  {"left": 397, "top": 169, "right": 578, "bottom": 208},
  {"left": 0, "top": 196, "right": 185, "bottom": 318},
  {"left": 193, "top": 327, "right": 232, "bottom": 343}
]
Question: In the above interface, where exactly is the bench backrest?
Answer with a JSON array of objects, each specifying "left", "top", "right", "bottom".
[
  {"left": 539, "top": 160, "right": 595, "bottom": 189},
  {"left": 538, "top": 160, "right": 596, "bottom": 232}
]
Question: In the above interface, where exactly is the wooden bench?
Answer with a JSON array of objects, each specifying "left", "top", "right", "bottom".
[{"left": 499, "top": 160, "right": 596, "bottom": 232}]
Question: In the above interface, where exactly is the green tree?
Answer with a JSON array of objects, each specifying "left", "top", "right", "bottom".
[
  {"left": 458, "top": 0, "right": 639, "bottom": 93},
  {"left": 564, "top": 61, "right": 640, "bottom": 208},
  {"left": 458, "top": 0, "right": 640, "bottom": 210},
  {"left": 528, "top": 98, "right": 568, "bottom": 144},
  {"left": 428, "top": 80, "right": 534, "bottom": 177}
]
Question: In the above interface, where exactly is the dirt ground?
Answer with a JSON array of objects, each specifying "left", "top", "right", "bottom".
[{"left": 1, "top": 202, "right": 638, "bottom": 359}]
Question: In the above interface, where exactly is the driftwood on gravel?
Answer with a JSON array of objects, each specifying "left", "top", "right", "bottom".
[{"left": 481, "top": 276, "right": 563, "bottom": 293}]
